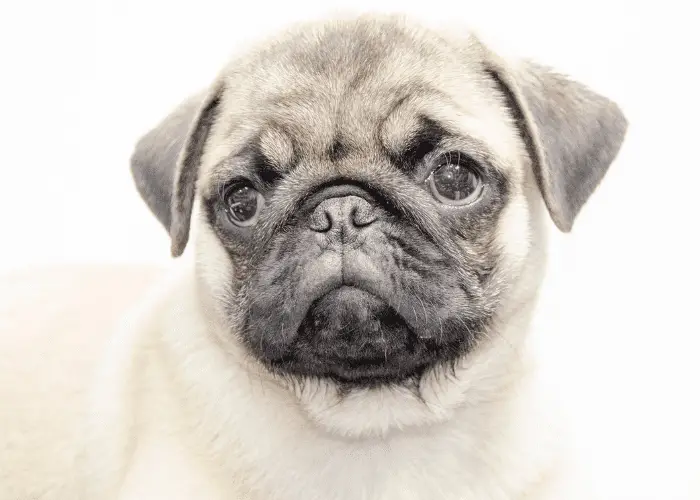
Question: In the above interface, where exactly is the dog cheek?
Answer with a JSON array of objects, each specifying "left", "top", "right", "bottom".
[
  {"left": 194, "top": 217, "right": 257, "bottom": 336},
  {"left": 495, "top": 193, "right": 534, "bottom": 273},
  {"left": 241, "top": 231, "right": 335, "bottom": 359},
  {"left": 195, "top": 221, "right": 237, "bottom": 299}
]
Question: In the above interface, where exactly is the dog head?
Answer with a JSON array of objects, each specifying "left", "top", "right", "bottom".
[{"left": 131, "top": 15, "right": 626, "bottom": 436}]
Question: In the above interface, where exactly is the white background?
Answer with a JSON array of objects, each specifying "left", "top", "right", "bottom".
[{"left": 1, "top": 1, "right": 699, "bottom": 498}]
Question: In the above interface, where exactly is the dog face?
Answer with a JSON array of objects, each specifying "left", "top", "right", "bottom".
[{"left": 132, "top": 15, "right": 626, "bottom": 435}]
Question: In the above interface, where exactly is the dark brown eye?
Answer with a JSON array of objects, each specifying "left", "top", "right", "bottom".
[
  {"left": 428, "top": 153, "right": 483, "bottom": 205},
  {"left": 223, "top": 183, "right": 264, "bottom": 226}
]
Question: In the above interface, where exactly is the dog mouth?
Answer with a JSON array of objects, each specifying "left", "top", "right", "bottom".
[{"left": 269, "top": 286, "right": 436, "bottom": 386}]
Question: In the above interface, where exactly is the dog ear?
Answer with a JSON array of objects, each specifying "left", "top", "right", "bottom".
[
  {"left": 130, "top": 93, "right": 204, "bottom": 234},
  {"left": 130, "top": 84, "right": 222, "bottom": 257},
  {"left": 483, "top": 53, "right": 628, "bottom": 232},
  {"left": 168, "top": 84, "right": 223, "bottom": 257}
]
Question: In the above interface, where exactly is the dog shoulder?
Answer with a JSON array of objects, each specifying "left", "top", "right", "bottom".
[
  {"left": 0, "top": 265, "right": 164, "bottom": 500},
  {"left": 81, "top": 263, "right": 224, "bottom": 499}
]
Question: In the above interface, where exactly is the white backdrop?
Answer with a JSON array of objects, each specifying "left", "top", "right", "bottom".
[{"left": 1, "top": 1, "right": 699, "bottom": 498}]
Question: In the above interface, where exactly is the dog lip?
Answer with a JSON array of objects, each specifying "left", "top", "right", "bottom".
[
  {"left": 298, "top": 282, "right": 417, "bottom": 338},
  {"left": 248, "top": 258, "right": 478, "bottom": 386},
  {"left": 340, "top": 271, "right": 425, "bottom": 334},
  {"left": 322, "top": 283, "right": 380, "bottom": 301},
  {"left": 247, "top": 245, "right": 445, "bottom": 367},
  {"left": 280, "top": 284, "right": 427, "bottom": 382}
]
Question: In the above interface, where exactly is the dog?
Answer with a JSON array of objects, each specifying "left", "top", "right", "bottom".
[{"left": 0, "top": 13, "right": 627, "bottom": 500}]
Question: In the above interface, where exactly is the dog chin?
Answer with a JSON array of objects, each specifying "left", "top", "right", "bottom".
[
  {"left": 280, "top": 358, "right": 479, "bottom": 438},
  {"left": 280, "top": 317, "right": 529, "bottom": 439}
]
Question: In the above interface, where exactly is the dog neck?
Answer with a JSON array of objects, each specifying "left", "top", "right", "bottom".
[{"left": 145, "top": 264, "right": 562, "bottom": 500}]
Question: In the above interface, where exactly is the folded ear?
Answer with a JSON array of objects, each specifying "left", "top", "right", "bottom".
[
  {"left": 483, "top": 53, "right": 628, "bottom": 232},
  {"left": 129, "top": 84, "right": 222, "bottom": 257},
  {"left": 168, "top": 84, "right": 223, "bottom": 257},
  {"left": 130, "top": 93, "right": 204, "bottom": 232}
]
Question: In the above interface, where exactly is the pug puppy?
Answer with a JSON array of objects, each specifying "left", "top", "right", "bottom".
[{"left": 1, "top": 13, "right": 627, "bottom": 500}]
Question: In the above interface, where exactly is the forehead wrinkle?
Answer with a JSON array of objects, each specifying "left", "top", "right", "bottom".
[
  {"left": 379, "top": 88, "right": 455, "bottom": 152},
  {"left": 258, "top": 126, "right": 295, "bottom": 171},
  {"left": 265, "top": 91, "right": 337, "bottom": 158},
  {"left": 380, "top": 101, "right": 422, "bottom": 152}
]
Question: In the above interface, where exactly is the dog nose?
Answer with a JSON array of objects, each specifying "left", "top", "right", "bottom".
[{"left": 309, "top": 195, "right": 377, "bottom": 239}]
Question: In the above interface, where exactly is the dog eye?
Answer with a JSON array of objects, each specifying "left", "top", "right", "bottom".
[
  {"left": 427, "top": 153, "right": 483, "bottom": 205},
  {"left": 223, "top": 183, "right": 264, "bottom": 226}
]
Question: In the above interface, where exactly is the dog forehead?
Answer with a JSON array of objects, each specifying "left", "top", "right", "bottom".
[
  {"left": 234, "top": 20, "right": 462, "bottom": 132},
  {"left": 200, "top": 16, "right": 519, "bottom": 182}
]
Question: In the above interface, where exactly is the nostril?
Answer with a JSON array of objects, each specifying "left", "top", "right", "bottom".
[
  {"left": 309, "top": 195, "right": 377, "bottom": 233},
  {"left": 351, "top": 205, "right": 377, "bottom": 227},
  {"left": 309, "top": 209, "right": 332, "bottom": 232}
]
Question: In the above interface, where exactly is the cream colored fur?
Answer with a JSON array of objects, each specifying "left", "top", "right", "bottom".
[
  {"left": 0, "top": 266, "right": 163, "bottom": 500},
  {"left": 0, "top": 200, "right": 588, "bottom": 500},
  {"left": 0, "top": 250, "right": 586, "bottom": 500},
  {"left": 0, "top": 14, "right": 622, "bottom": 500}
]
